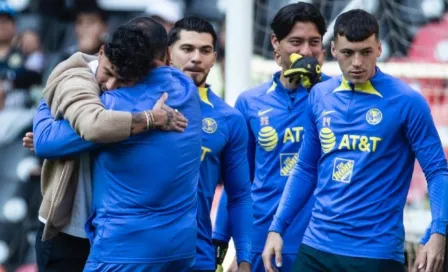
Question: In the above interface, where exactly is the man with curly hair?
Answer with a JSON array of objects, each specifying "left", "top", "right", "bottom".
[{"left": 32, "top": 18, "right": 201, "bottom": 272}]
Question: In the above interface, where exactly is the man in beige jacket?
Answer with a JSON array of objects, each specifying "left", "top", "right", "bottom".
[{"left": 25, "top": 17, "right": 188, "bottom": 272}]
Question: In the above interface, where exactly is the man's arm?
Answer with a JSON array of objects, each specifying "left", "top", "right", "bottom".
[
  {"left": 32, "top": 93, "right": 187, "bottom": 160},
  {"left": 246, "top": 125, "right": 256, "bottom": 179},
  {"left": 46, "top": 73, "right": 132, "bottom": 142},
  {"left": 402, "top": 91, "right": 448, "bottom": 235},
  {"left": 269, "top": 95, "right": 320, "bottom": 235},
  {"left": 420, "top": 226, "right": 432, "bottom": 246},
  {"left": 220, "top": 114, "right": 253, "bottom": 268},
  {"left": 262, "top": 92, "right": 321, "bottom": 271},
  {"left": 212, "top": 132, "right": 255, "bottom": 272},
  {"left": 213, "top": 191, "right": 231, "bottom": 243},
  {"left": 33, "top": 99, "right": 100, "bottom": 159},
  {"left": 212, "top": 191, "right": 231, "bottom": 272},
  {"left": 46, "top": 76, "right": 187, "bottom": 143},
  {"left": 212, "top": 95, "right": 256, "bottom": 269},
  {"left": 240, "top": 102, "right": 256, "bottom": 182},
  {"left": 403, "top": 91, "right": 448, "bottom": 272}
]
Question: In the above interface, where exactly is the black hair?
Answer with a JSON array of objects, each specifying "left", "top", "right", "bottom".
[
  {"left": 271, "top": 2, "right": 326, "bottom": 41},
  {"left": 334, "top": 9, "right": 379, "bottom": 42},
  {"left": 127, "top": 16, "right": 167, "bottom": 60},
  {"left": 167, "top": 16, "right": 217, "bottom": 49},
  {"left": 104, "top": 18, "right": 167, "bottom": 83}
]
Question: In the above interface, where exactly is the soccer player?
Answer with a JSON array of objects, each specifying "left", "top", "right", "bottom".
[
  {"left": 263, "top": 9, "right": 448, "bottom": 272},
  {"left": 33, "top": 19, "right": 202, "bottom": 271},
  {"left": 212, "top": 3, "right": 328, "bottom": 271},
  {"left": 27, "top": 18, "right": 187, "bottom": 272},
  {"left": 167, "top": 16, "right": 252, "bottom": 272}
]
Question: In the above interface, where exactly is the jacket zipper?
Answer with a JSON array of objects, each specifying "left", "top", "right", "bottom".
[{"left": 347, "top": 82, "right": 355, "bottom": 120}]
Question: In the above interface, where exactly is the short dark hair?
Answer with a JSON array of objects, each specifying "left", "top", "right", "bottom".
[
  {"left": 104, "top": 18, "right": 167, "bottom": 82},
  {"left": 271, "top": 2, "right": 326, "bottom": 41},
  {"left": 127, "top": 16, "right": 167, "bottom": 60},
  {"left": 334, "top": 9, "right": 379, "bottom": 42},
  {"left": 167, "top": 16, "right": 217, "bottom": 49}
]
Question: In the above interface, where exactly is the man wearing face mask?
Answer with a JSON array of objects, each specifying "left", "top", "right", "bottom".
[
  {"left": 29, "top": 17, "right": 188, "bottom": 272},
  {"left": 167, "top": 16, "right": 252, "bottom": 272},
  {"left": 264, "top": 9, "right": 448, "bottom": 272},
  {"left": 213, "top": 3, "right": 329, "bottom": 272}
]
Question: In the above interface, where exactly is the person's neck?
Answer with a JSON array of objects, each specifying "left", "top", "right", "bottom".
[
  {"left": 279, "top": 69, "right": 299, "bottom": 91},
  {"left": 154, "top": 59, "right": 165, "bottom": 67}
]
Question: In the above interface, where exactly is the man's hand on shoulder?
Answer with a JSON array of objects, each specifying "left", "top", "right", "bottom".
[
  {"left": 152, "top": 92, "right": 188, "bottom": 132},
  {"left": 130, "top": 92, "right": 188, "bottom": 135}
]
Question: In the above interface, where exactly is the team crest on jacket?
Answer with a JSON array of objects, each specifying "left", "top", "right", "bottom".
[
  {"left": 366, "top": 108, "right": 382, "bottom": 125},
  {"left": 202, "top": 118, "right": 217, "bottom": 133}
]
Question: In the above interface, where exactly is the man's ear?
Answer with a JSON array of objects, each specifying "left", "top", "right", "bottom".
[
  {"left": 98, "top": 45, "right": 105, "bottom": 58},
  {"left": 274, "top": 50, "right": 282, "bottom": 66},
  {"left": 331, "top": 40, "right": 337, "bottom": 58},
  {"left": 271, "top": 33, "right": 280, "bottom": 53},
  {"left": 212, "top": 51, "right": 217, "bottom": 67},
  {"left": 165, "top": 47, "right": 171, "bottom": 65},
  {"left": 377, "top": 40, "right": 382, "bottom": 59}
]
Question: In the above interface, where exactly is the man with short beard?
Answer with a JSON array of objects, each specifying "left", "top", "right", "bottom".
[{"left": 168, "top": 16, "right": 252, "bottom": 272}]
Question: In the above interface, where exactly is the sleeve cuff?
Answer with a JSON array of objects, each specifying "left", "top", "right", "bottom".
[
  {"left": 420, "top": 226, "right": 432, "bottom": 245},
  {"left": 268, "top": 216, "right": 288, "bottom": 236},
  {"left": 212, "top": 232, "right": 231, "bottom": 243},
  {"left": 430, "top": 219, "right": 448, "bottom": 235},
  {"left": 236, "top": 250, "right": 252, "bottom": 265}
]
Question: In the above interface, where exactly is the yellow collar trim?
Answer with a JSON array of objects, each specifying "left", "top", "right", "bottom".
[
  {"left": 266, "top": 81, "right": 277, "bottom": 93},
  {"left": 333, "top": 77, "right": 382, "bottom": 98},
  {"left": 199, "top": 87, "right": 214, "bottom": 107}
]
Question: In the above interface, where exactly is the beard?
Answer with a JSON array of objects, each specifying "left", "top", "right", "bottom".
[{"left": 192, "top": 72, "right": 209, "bottom": 87}]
